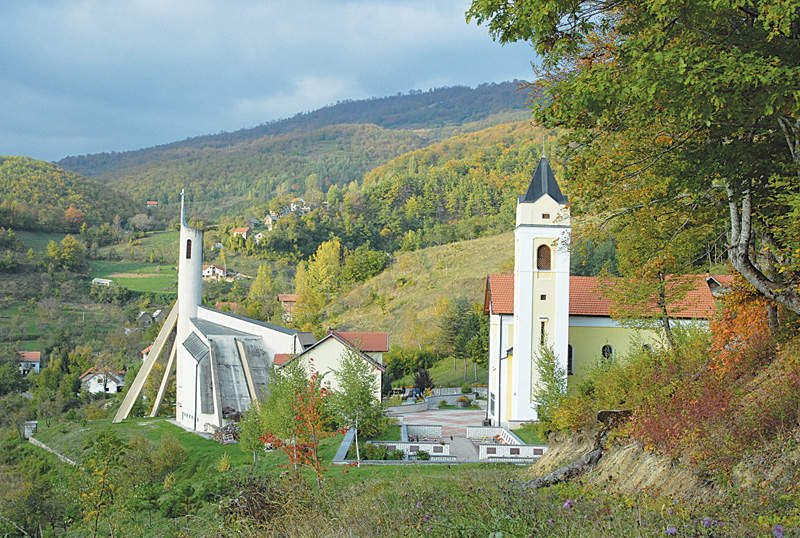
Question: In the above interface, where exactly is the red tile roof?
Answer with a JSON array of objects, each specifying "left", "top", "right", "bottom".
[
  {"left": 485, "top": 274, "right": 723, "bottom": 319},
  {"left": 278, "top": 294, "right": 297, "bottom": 303},
  {"left": 232, "top": 227, "right": 250, "bottom": 234},
  {"left": 141, "top": 345, "right": 153, "bottom": 355},
  {"left": 17, "top": 351, "right": 41, "bottom": 362},
  {"left": 273, "top": 353, "right": 294, "bottom": 366},
  {"left": 329, "top": 330, "right": 389, "bottom": 352}
]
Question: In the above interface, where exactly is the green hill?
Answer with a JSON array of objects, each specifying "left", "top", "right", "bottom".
[
  {"left": 0, "top": 156, "right": 136, "bottom": 232},
  {"left": 57, "top": 82, "right": 530, "bottom": 178},
  {"left": 322, "top": 232, "right": 513, "bottom": 348}
]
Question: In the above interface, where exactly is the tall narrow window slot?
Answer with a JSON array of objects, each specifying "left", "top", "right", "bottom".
[
  {"left": 186, "top": 239, "right": 192, "bottom": 259},
  {"left": 540, "top": 321, "right": 546, "bottom": 345},
  {"left": 567, "top": 345, "right": 574, "bottom": 375},
  {"left": 536, "top": 245, "right": 551, "bottom": 270}
]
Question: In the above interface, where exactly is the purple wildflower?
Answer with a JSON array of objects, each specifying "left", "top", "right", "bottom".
[
  {"left": 562, "top": 498, "right": 574, "bottom": 509},
  {"left": 548, "top": 519, "right": 554, "bottom": 526},
  {"left": 702, "top": 517, "right": 712, "bottom": 527},
  {"left": 422, "top": 514, "right": 430, "bottom": 522},
  {"left": 415, "top": 501, "right": 422, "bottom": 509},
  {"left": 774, "top": 524, "right": 784, "bottom": 538},
  {"left": 665, "top": 526, "right": 677, "bottom": 535}
]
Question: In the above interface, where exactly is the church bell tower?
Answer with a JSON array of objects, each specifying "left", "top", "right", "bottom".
[{"left": 511, "top": 156, "right": 570, "bottom": 422}]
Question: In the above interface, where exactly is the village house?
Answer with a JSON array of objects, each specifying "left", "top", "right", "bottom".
[
  {"left": 140, "top": 345, "right": 152, "bottom": 362},
  {"left": 91, "top": 277, "right": 113, "bottom": 287},
  {"left": 254, "top": 232, "right": 266, "bottom": 244},
  {"left": 136, "top": 311, "right": 154, "bottom": 326},
  {"left": 80, "top": 368, "right": 125, "bottom": 394},
  {"left": 231, "top": 226, "right": 251, "bottom": 240},
  {"left": 278, "top": 293, "right": 297, "bottom": 322},
  {"left": 16, "top": 351, "right": 41, "bottom": 375},
  {"left": 484, "top": 156, "right": 725, "bottom": 428},
  {"left": 202, "top": 264, "right": 227, "bottom": 280},
  {"left": 264, "top": 213, "right": 278, "bottom": 231},
  {"left": 277, "top": 330, "right": 388, "bottom": 401}
]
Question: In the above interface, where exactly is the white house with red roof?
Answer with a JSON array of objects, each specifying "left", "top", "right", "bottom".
[
  {"left": 483, "top": 156, "right": 724, "bottom": 427},
  {"left": 16, "top": 351, "right": 41, "bottom": 375},
  {"left": 277, "top": 330, "right": 388, "bottom": 401},
  {"left": 79, "top": 368, "right": 125, "bottom": 394}
]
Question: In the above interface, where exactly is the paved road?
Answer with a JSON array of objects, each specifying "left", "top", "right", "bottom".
[{"left": 393, "top": 409, "right": 486, "bottom": 437}]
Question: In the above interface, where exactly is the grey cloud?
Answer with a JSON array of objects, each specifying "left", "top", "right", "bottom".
[{"left": 0, "top": 0, "right": 534, "bottom": 161}]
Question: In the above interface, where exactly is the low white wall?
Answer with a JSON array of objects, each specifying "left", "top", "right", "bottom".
[
  {"left": 406, "top": 424, "right": 442, "bottom": 439},
  {"left": 369, "top": 441, "right": 450, "bottom": 457},
  {"left": 466, "top": 426, "right": 522, "bottom": 445},
  {"left": 478, "top": 444, "right": 546, "bottom": 460}
]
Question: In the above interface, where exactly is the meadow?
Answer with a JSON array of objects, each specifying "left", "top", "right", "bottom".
[{"left": 89, "top": 260, "right": 178, "bottom": 293}]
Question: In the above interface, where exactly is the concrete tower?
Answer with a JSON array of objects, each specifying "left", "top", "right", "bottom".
[
  {"left": 511, "top": 156, "right": 570, "bottom": 422},
  {"left": 176, "top": 190, "right": 204, "bottom": 430}
]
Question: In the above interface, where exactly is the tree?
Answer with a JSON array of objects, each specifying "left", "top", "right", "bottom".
[
  {"left": 467, "top": 0, "right": 800, "bottom": 315},
  {"left": 329, "top": 349, "right": 386, "bottom": 440},
  {"left": 532, "top": 342, "right": 566, "bottom": 431},
  {"left": 129, "top": 213, "right": 151, "bottom": 232},
  {"left": 260, "top": 370, "right": 337, "bottom": 489},
  {"left": 244, "top": 264, "right": 282, "bottom": 322},
  {"left": 294, "top": 239, "right": 343, "bottom": 328},
  {"left": 82, "top": 430, "right": 127, "bottom": 538}
]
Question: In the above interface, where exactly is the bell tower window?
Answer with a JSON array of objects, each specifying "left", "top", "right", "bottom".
[
  {"left": 186, "top": 239, "right": 192, "bottom": 259},
  {"left": 536, "top": 245, "right": 551, "bottom": 270}
]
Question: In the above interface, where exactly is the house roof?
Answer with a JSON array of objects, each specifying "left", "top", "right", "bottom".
[
  {"left": 141, "top": 345, "right": 153, "bottom": 355},
  {"left": 519, "top": 156, "right": 568, "bottom": 205},
  {"left": 273, "top": 353, "right": 294, "bottom": 366},
  {"left": 17, "top": 351, "right": 41, "bottom": 362},
  {"left": 329, "top": 330, "right": 389, "bottom": 352},
  {"left": 484, "top": 273, "right": 722, "bottom": 319},
  {"left": 203, "top": 264, "right": 225, "bottom": 271},
  {"left": 278, "top": 293, "right": 297, "bottom": 303},
  {"left": 79, "top": 368, "right": 124, "bottom": 383},
  {"left": 232, "top": 227, "right": 250, "bottom": 233},
  {"left": 278, "top": 332, "right": 386, "bottom": 372}
]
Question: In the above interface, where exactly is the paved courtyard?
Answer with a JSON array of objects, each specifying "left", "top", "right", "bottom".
[{"left": 393, "top": 409, "right": 486, "bottom": 437}]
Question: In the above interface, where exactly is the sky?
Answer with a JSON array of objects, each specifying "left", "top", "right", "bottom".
[{"left": 0, "top": 0, "right": 535, "bottom": 162}]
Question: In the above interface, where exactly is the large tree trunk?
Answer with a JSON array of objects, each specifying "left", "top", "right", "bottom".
[{"left": 726, "top": 183, "right": 800, "bottom": 314}]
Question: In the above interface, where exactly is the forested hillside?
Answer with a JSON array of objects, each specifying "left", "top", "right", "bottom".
[
  {"left": 58, "top": 82, "right": 530, "bottom": 178},
  {"left": 0, "top": 156, "right": 136, "bottom": 232}
]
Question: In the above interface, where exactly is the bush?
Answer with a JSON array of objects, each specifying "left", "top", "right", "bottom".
[
  {"left": 438, "top": 400, "right": 448, "bottom": 409},
  {"left": 413, "top": 369, "right": 433, "bottom": 393},
  {"left": 152, "top": 432, "right": 187, "bottom": 477},
  {"left": 461, "top": 383, "right": 472, "bottom": 394},
  {"left": 416, "top": 450, "right": 431, "bottom": 460}
]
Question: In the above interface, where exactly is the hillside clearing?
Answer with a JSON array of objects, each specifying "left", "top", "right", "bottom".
[{"left": 323, "top": 232, "right": 513, "bottom": 348}]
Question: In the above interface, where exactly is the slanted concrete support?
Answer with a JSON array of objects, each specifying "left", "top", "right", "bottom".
[
  {"left": 113, "top": 302, "right": 178, "bottom": 423},
  {"left": 149, "top": 339, "right": 177, "bottom": 417}
]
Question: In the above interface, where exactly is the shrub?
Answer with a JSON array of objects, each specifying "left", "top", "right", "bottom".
[
  {"left": 461, "top": 383, "right": 472, "bottom": 394},
  {"left": 456, "top": 396, "right": 470, "bottom": 403},
  {"left": 416, "top": 450, "right": 431, "bottom": 460},
  {"left": 413, "top": 369, "right": 433, "bottom": 393},
  {"left": 152, "top": 432, "right": 187, "bottom": 477},
  {"left": 438, "top": 400, "right": 448, "bottom": 409}
]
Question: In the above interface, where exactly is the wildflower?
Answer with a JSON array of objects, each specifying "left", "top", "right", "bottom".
[
  {"left": 702, "top": 517, "right": 712, "bottom": 527},
  {"left": 563, "top": 499, "right": 574, "bottom": 509},
  {"left": 773, "top": 524, "right": 784, "bottom": 538},
  {"left": 665, "top": 526, "right": 677, "bottom": 535},
  {"left": 548, "top": 519, "right": 554, "bottom": 526},
  {"left": 415, "top": 501, "right": 422, "bottom": 509},
  {"left": 423, "top": 514, "right": 430, "bottom": 522}
]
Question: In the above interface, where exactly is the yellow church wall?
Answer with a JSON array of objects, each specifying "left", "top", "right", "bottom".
[{"left": 566, "top": 324, "right": 660, "bottom": 392}]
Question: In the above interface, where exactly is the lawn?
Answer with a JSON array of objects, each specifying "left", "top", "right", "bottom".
[
  {"left": 394, "top": 356, "right": 489, "bottom": 387},
  {"left": 16, "top": 230, "right": 66, "bottom": 253},
  {"left": 89, "top": 260, "right": 178, "bottom": 293},
  {"left": 513, "top": 424, "right": 547, "bottom": 445}
]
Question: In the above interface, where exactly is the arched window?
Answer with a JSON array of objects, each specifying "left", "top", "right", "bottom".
[
  {"left": 186, "top": 239, "right": 192, "bottom": 259},
  {"left": 536, "top": 245, "right": 551, "bottom": 270},
  {"left": 601, "top": 344, "right": 614, "bottom": 362},
  {"left": 567, "top": 345, "right": 573, "bottom": 375}
]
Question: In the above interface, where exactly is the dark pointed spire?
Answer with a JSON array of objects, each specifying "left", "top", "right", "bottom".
[{"left": 519, "top": 156, "right": 567, "bottom": 204}]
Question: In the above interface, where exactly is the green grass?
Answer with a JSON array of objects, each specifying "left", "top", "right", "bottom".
[
  {"left": 394, "top": 357, "right": 489, "bottom": 387},
  {"left": 323, "top": 232, "right": 513, "bottom": 350},
  {"left": 89, "top": 260, "right": 178, "bottom": 293},
  {"left": 513, "top": 425, "right": 547, "bottom": 445},
  {"left": 371, "top": 424, "right": 401, "bottom": 441},
  {"left": 15, "top": 230, "right": 66, "bottom": 253}
]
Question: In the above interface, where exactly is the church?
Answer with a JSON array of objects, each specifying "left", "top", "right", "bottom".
[
  {"left": 114, "top": 193, "right": 316, "bottom": 433},
  {"left": 483, "top": 157, "right": 725, "bottom": 428}
]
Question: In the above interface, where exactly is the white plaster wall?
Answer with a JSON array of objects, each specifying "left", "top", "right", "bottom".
[
  {"left": 487, "top": 313, "right": 512, "bottom": 426},
  {"left": 296, "top": 338, "right": 382, "bottom": 401}
]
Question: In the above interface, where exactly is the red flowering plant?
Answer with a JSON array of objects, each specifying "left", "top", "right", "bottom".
[{"left": 260, "top": 370, "right": 341, "bottom": 489}]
